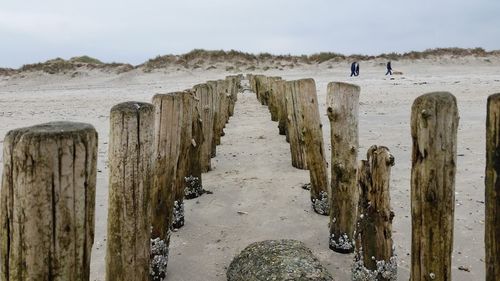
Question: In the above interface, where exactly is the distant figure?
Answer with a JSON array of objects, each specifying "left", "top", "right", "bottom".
[
  {"left": 355, "top": 63, "right": 360, "bottom": 76},
  {"left": 386, "top": 61, "right": 392, "bottom": 75},
  {"left": 350, "top": 62, "right": 357, "bottom": 77}
]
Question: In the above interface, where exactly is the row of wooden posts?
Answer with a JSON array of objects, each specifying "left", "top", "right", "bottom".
[
  {"left": 246, "top": 74, "right": 498, "bottom": 281},
  {"left": 0, "top": 75, "right": 242, "bottom": 281}
]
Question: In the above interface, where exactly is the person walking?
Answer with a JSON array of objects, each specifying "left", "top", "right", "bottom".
[
  {"left": 350, "top": 62, "right": 357, "bottom": 77},
  {"left": 355, "top": 62, "right": 360, "bottom": 76},
  {"left": 386, "top": 61, "right": 392, "bottom": 75}
]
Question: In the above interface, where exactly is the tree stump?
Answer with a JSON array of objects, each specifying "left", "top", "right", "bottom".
[
  {"left": 327, "top": 82, "right": 360, "bottom": 253},
  {"left": 486, "top": 93, "right": 500, "bottom": 281},
  {"left": 0, "top": 121, "right": 98, "bottom": 281},
  {"left": 193, "top": 83, "right": 215, "bottom": 172},
  {"left": 150, "top": 92, "right": 185, "bottom": 280},
  {"left": 106, "top": 102, "right": 154, "bottom": 281},
  {"left": 410, "top": 92, "right": 458, "bottom": 281},
  {"left": 284, "top": 80, "right": 309, "bottom": 170},
  {"left": 185, "top": 98, "right": 204, "bottom": 199},
  {"left": 353, "top": 146, "right": 396, "bottom": 281}
]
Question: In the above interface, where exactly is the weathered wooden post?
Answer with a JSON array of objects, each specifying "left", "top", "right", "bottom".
[
  {"left": 267, "top": 76, "right": 282, "bottom": 122},
  {"left": 284, "top": 80, "right": 308, "bottom": 169},
  {"left": 185, "top": 99, "right": 204, "bottom": 199},
  {"left": 486, "top": 93, "right": 500, "bottom": 281},
  {"left": 327, "top": 82, "right": 360, "bottom": 253},
  {"left": 353, "top": 145, "right": 396, "bottom": 281},
  {"left": 172, "top": 91, "right": 195, "bottom": 229},
  {"left": 150, "top": 92, "right": 184, "bottom": 280},
  {"left": 410, "top": 92, "right": 458, "bottom": 281},
  {"left": 106, "top": 102, "right": 154, "bottom": 281},
  {"left": 193, "top": 83, "right": 214, "bottom": 172},
  {"left": 0, "top": 122, "right": 97, "bottom": 281},
  {"left": 215, "top": 79, "right": 229, "bottom": 140},
  {"left": 255, "top": 75, "right": 269, "bottom": 105},
  {"left": 270, "top": 79, "right": 287, "bottom": 136},
  {"left": 226, "top": 75, "right": 240, "bottom": 117},
  {"left": 207, "top": 80, "right": 221, "bottom": 156},
  {"left": 291, "top": 78, "right": 329, "bottom": 215}
]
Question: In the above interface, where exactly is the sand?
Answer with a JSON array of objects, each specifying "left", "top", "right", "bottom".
[{"left": 0, "top": 56, "right": 499, "bottom": 280}]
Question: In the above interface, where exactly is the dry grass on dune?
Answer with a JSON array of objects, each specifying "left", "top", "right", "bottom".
[{"left": 1, "top": 47, "right": 498, "bottom": 76}]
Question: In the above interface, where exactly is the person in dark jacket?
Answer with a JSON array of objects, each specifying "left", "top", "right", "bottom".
[
  {"left": 350, "top": 62, "right": 357, "bottom": 77},
  {"left": 355, "top": 63, "right": 360, "bottom": 76},
  {"left": 386, "top": 61, "right": 392, "bottom": 75}
]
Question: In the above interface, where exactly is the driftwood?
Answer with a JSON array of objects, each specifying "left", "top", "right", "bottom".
[
  {"left": 353, "top": 146, "right": 396, "bottom": 281},
  {"left": 327, "top": 82, "right": 360, "bottom": 253},
  {"left": 410, "top": 92, "right": 458, "bottom": 281},
  {"left": 486, "top": 93, "right": 500, "bottom": 281},
  {"left": 106, "top": 102, "right": 154, "bottom": 281},
  {"left": 0, "top": 122, "right": 98, "bottom": 281}
]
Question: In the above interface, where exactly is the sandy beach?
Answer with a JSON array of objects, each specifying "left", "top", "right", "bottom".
[{"left": 1, "top": 55, "right": 499, "bottom": 280}]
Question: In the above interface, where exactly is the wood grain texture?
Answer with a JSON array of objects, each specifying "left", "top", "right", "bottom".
[
  {"left": 410, "top": 92, "right": 458, "bottom": 281},
  {"left": 193, "top": 84, "right": 215, "bottom": 172},
  {"left": 106, "top": 102, "right": 154, "bottom": 281},
  {"left": 150, "top": 92, "right": 185, "bottom": 280},
  {"left": 284, "top": 80, "right": 309, "bottom": 170},
  {"left": 0, "top": 122, "right": 97, "bottom": 281},
  {"left": 327, "top": 82, "right": 360, "bottom": 253},
  {"left": 354, "top": 145, "right": 396, "bottom": 280},
  {"left": 486, "top": 93, "right": 500, "bottom": 281}
]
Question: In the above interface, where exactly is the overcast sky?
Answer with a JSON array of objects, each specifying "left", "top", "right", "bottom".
[{"left": 1, "top": 0, "right": 499, "bottom": 68}]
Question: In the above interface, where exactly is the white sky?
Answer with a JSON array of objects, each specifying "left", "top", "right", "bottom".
[{"left": 1, "top": 0, "right": 499, "bottom": 68}]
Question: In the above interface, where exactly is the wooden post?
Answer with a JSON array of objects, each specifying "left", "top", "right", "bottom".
[
  {"left": 270, "top": 79, "right": 288, "bottom": 136},
  {"left": 255, "top": 75, "right": 269, "bottom": 105},
  {"left": 247, "top": 74, "right": 257, "bottom": 94},
  {"left": 284, "top": 80, "right": 308, "bottom": 169},
  {"left": 171, "top": 91, "right": 196, "bottom": 229},
  {"left": 185, "top": 99, "right": 204, "bottom": 199},
  {"left": 150, "top": 92, "right": 185, "bottom": 280},
  {"left": 292, "top": 78, "right": 329, "bottom": 215},
  {"left": 207, "top": 81, "right": 220, "bottom": 158},
  {"left": 267, "top": 76, "right": 282, "bottom": 122},
  {"left": 486, "top": 93, "right": 500, "bottom": 281},
  {"left": 410, "top": 92, "right": 458, "bottom": 281},
  {"left": 193, "top": 83, "right": 214, "bottom": 172},
  {"left": 353, "top": 145, "right": 396, "bottom": 281},
  {"left": 106, "top": 102, "right": 154, "bottom": 281},
  {"left": 215, "top": 79, "right": 229, "bottom": 141},
  {"left": 0, "top": 122, "right": 97, "bottom": 281},
  {"left": 226, "top": 75, "right": 240, "bottom": 117},
  {"left": 327, "top": 82, "right": 360, "bottom": 253}
]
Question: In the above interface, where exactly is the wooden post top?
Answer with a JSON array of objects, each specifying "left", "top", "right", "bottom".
[
  {"left": 111, "top": 101, "right": 154, "bottom": 114},
  {"left": 6, "top": 121, "right": 96, "bottom": 140}
]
